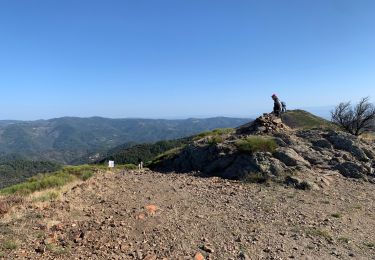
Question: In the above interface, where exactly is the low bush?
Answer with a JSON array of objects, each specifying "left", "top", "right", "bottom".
[
  {"left": 236, "top": 136, "right": 278, "bottom": 154},
  {"left": 0, "top": 165, "right": 97, "bottom": 196},
  {"left": 3, "top": 240, "right": 17, "bottom": 250},
  {"left": 208, "top": 135, "right": 224, "bottom": 145}
]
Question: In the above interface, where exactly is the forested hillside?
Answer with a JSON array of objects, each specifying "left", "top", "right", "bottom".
[
  {"left": 96, "top": 137, "right": 192, "bottom": 165},
  {"left": 0, "top": 154, "right": 62, "bottom": 188},
  {"left": 0, "top": 117, "right": 249, "bottom": 164}
]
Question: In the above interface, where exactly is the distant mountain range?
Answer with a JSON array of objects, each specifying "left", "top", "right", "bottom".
[{"left": 0, "top": 116, "right": 250, "bottom": 164}]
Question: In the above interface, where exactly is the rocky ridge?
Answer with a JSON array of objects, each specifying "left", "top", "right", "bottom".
[{"left": 153, "top": 114, "right": 375, "bottom": 187}]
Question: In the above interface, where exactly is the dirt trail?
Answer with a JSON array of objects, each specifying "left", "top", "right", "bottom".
[{"left": 1, "top": 170, "right": 375, "bottom": 259}]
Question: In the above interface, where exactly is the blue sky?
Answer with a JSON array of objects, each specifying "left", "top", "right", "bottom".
[{"left": 0, "top": 0, "right": 374, "bottom": 120}]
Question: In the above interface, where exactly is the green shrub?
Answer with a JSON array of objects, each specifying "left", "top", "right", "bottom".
[
  {"left": 208, "top": 135, "right": 224, "bottom": 145},
  {"left": 331, "top": 213, "right": 341, "bottom": 218},
  {"left": 236, "top": 136, "right": 278, "bottom": 154},
  {"left": 3, "top": 240, "right": 17, "bottom": 250}
]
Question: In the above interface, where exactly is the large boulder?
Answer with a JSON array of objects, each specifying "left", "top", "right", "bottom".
[
  {"left": 273, "top": 148, "right": 311, "bottom": 167},
  {"left": 220, "top": 154, "right": 260, "bottom": 179},
  {"left": 311, "top": 139, "right": 333, "bottom": 149},
  {"left": 250, "top": 152, "right": 286, "bottom": 176},
  {"left": 335, "top": 162, "right": 368, "bottom": 179},
  {"left": 284, "top": 176, "right": 320, "bottom": 190}
]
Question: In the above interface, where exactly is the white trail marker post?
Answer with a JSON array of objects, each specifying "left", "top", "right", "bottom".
[{"left": 108, "top": 160, "right": 115, "bottom": 168}]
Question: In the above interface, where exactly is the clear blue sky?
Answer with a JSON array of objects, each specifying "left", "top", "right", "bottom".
[{"left": 0, "top": 0, "right": 374, "bottom": 120}]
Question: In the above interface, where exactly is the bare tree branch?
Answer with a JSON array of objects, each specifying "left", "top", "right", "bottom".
[{"left": 331, "top": 97, "right": 375, "bottom": 136}]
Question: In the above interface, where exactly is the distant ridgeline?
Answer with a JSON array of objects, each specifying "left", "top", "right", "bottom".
[
  {"left": 0, "top": 154, "right": 62, "bottom": 189},
  {"left": 94, "top": 110, "right": 339, "bottom": 167},
  {"left": 0, "top": 117, "right": 250, "bottom": 164}
]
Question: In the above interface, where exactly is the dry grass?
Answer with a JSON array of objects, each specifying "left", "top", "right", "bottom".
[
  {"left": 0, "top": 195, "right": 24, "bottom": 216},
  {"left": 0, "top": 178, "right": 84, "bottom": 223},
  {"left": 359, "top": 132, "right": 375, "bottom": 141},
  {"left": 306, "top": 228, "right": 332, "bottom": 241}
]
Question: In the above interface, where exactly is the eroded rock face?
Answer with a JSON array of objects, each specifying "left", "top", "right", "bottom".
[
  {"left": 311, "top": 139, "right": 332, "bottom": 149},
  {"left": 335, "top": 162, "right": 367, "bottom": 179},
  {"left": 273, "top": 148, "right": 310, "bottom": 167},
  {"left": 327, "top": 133, "right": 369, "bottom": 162},
  {"left": 152, "top": 115, "right": 375, "bottom": 184}
]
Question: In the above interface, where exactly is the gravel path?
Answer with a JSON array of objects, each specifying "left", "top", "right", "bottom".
[{"left": 1, "top": 169, "right": 375, "bottom": 259}]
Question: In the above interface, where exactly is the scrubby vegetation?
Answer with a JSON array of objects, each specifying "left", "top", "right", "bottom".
[
  {"left": 98, "top": 129, "right": 235, "bottom": 166},
  {"left": 0, "top": 195, "right": 23, "bottom": 216},
  {"left": 282, "top": 110, "right": 335, "bottom": 129},
  {"left": 0, "top": 155, "right": 62, "bottom": 189},
  {"left": 96, "top": 138, "right": 192, "bottom": 166},
  {"left": 0, "top": 165, "right": 98, "bottom": 196},
  {"left": 32, "top": 191, "right": 59, "bottom": 202},
  {"left": 149, "top": 146, "right": 185, "bottom": 167},
  {"left": 236, "top": 136, "right": 278, "bottom": 154}
]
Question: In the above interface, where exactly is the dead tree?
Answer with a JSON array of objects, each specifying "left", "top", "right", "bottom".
[{"left": 331, "top": 97, "right": 375, "bottom": 136}]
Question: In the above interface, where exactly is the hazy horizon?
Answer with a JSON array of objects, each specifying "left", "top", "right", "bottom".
[
  {"left": 0, "top": 106, "right": 333, "bottom": 121},
  {"left": 0, "top": 1, "right": 374, "bottom": 120}
]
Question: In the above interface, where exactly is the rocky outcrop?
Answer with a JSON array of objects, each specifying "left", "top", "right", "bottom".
[
  {"left": 273, "top": 148, "right": 310, "bottom": 167},
  {"left": 326, "top": 133, "right": 369, "bottom": 161},
  {"left": 152, "top": 114, "right": 375, "bottom": 185},
  {"left": 335, "top": 162, "right": 367, "bottom": 179},
  {"left": 236, "top": 113, "right": 289, "bottom": 135}
]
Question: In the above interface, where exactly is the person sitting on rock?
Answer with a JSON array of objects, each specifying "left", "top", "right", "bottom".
[{"left": 271, "top": 94, "right": 282, "bottom": 117}]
